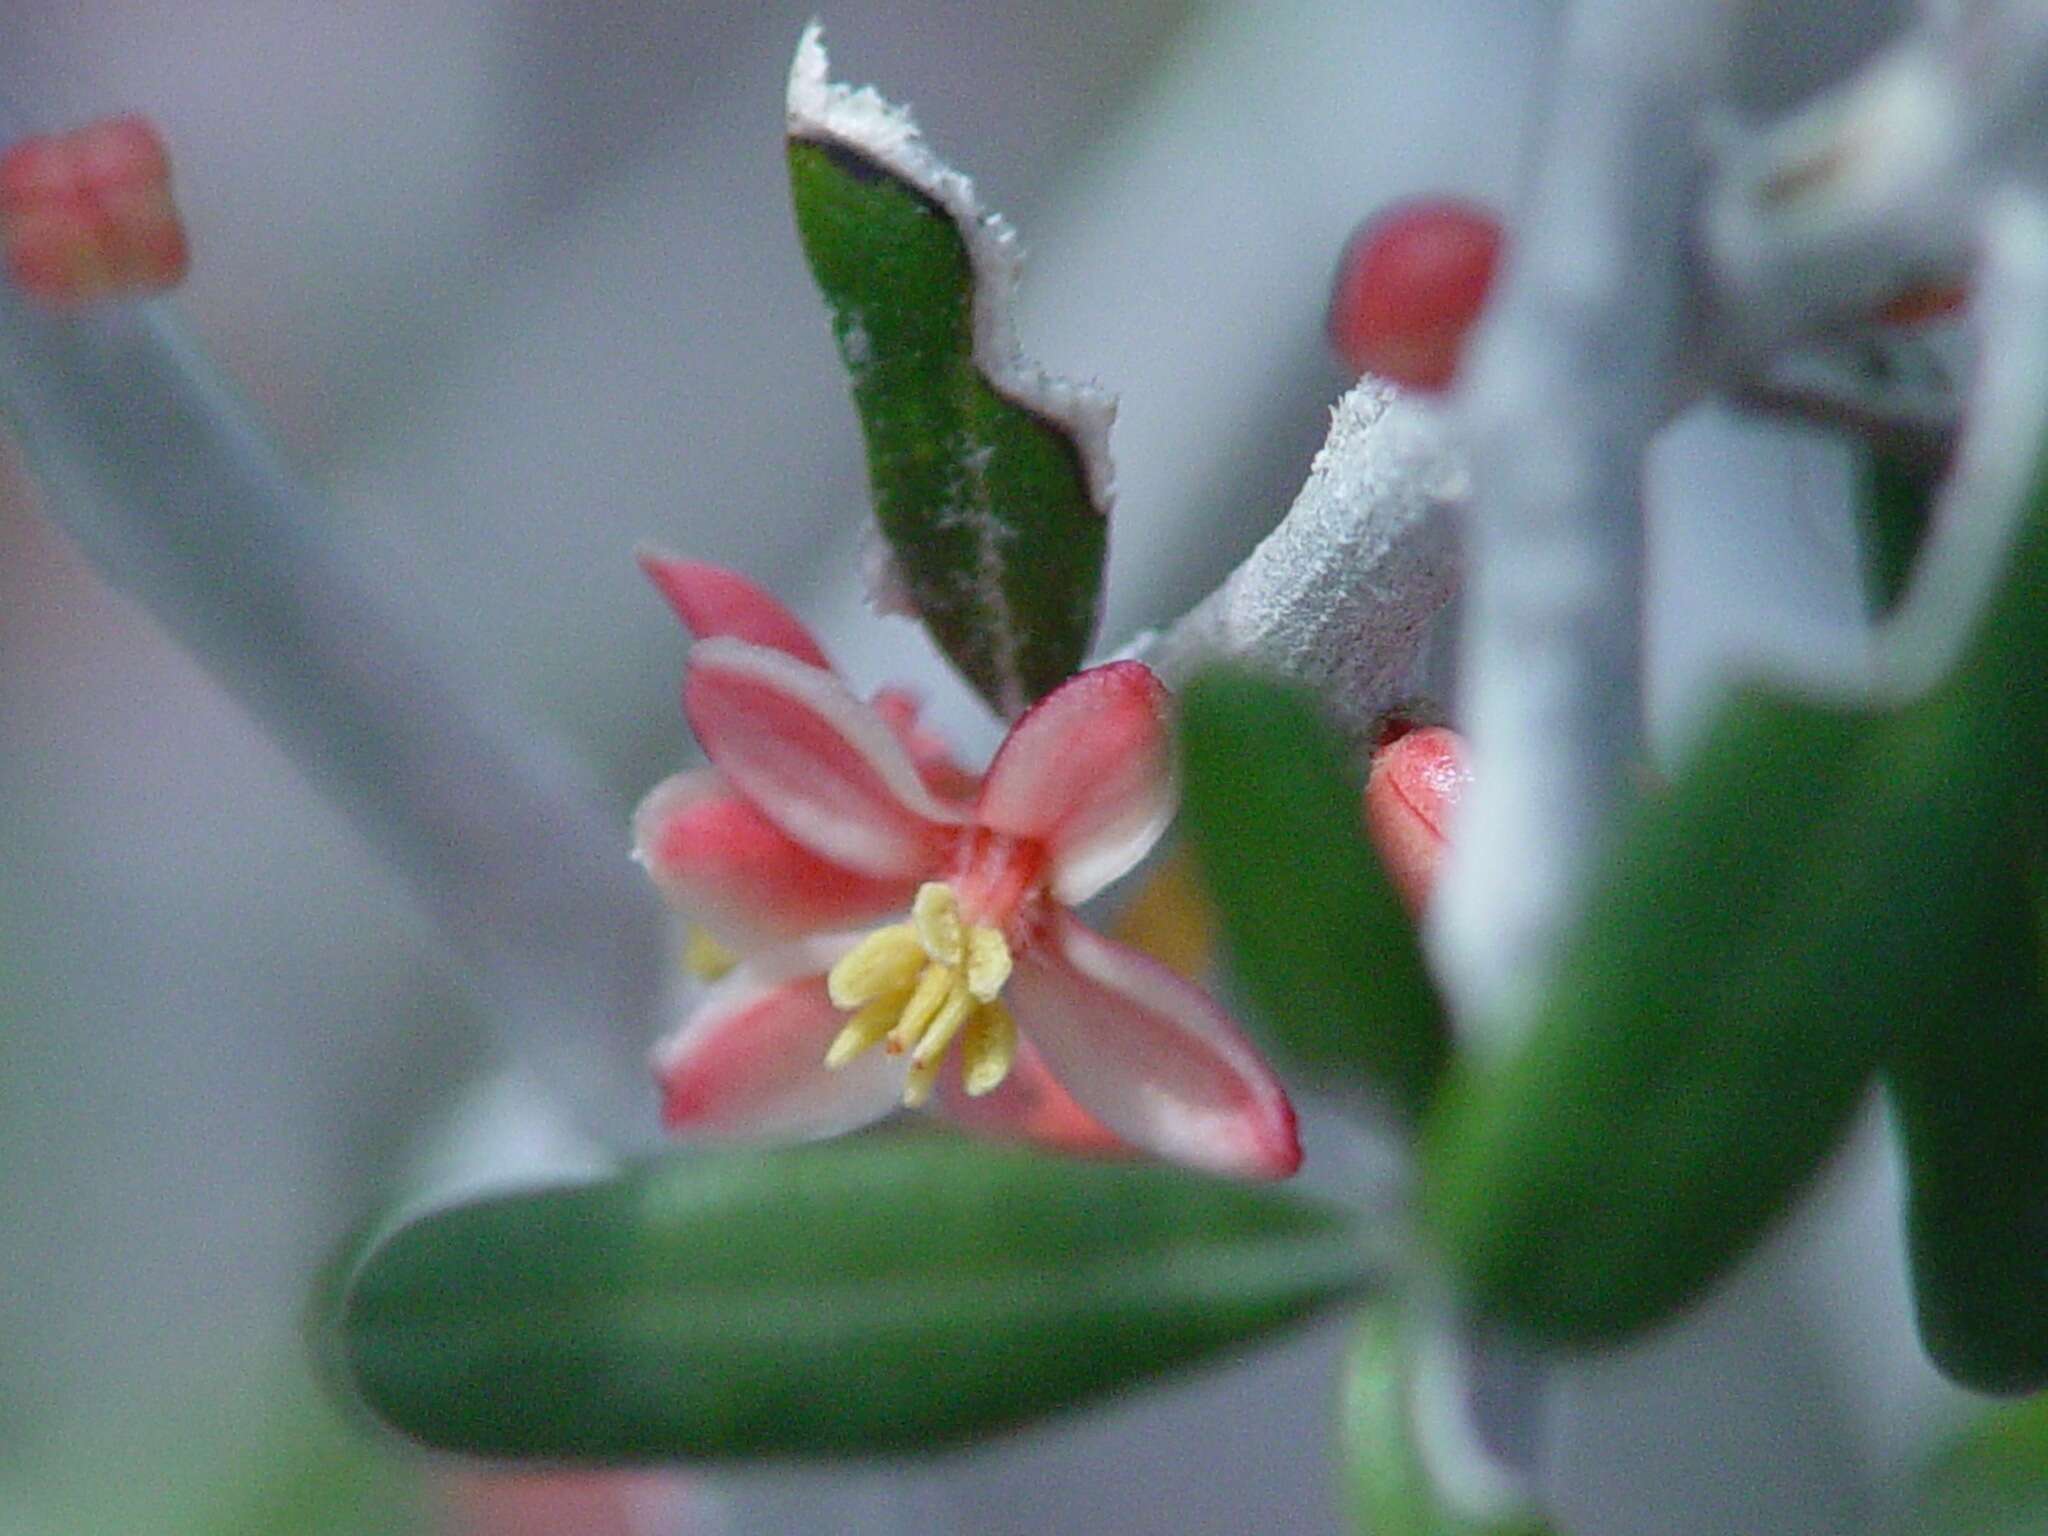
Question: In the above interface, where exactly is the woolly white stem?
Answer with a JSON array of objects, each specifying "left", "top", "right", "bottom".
[
  {"left": 0, "top": 290, "right": 668, "bottom": 1148},
  {"left": 1430, "top": 0, "right": 1743, "bottom": 1029},
  {"left": 1142, "top": 379, "right": 1462, "bottom": 733}
]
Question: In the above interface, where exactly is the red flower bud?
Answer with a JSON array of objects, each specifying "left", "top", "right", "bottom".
[
  {"left": 0, "top": 115, "right": 188, "bottom": 307},
  {"left": 1327, "top": 199, "right": 1501, "bottom": 392},
  {"left": 1363, "top": 725, "right": 1468, "bottom": 915}
]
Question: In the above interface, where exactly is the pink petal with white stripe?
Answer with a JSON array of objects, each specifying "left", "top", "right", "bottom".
[
  {"left": 633, "top": 770, "right": 916, "bottom": 944},
  {"left": 975, "top": 661, "right": 1176, "bottom": 904},
  {"left": 684, "top": 638, "right": 962, "bottom": 878},
  {"left": 934, "top": 1040, "right": 1126, "bottom": 1158},
  {"left": 1006, "top": 912, "right": 1301, "bottom": 1180},
  {"left": 638, "top": 549, "right": 831, "bottom": 668},
  {"left": 653, "top": 937, "right": 901, "bottom": 1141}
]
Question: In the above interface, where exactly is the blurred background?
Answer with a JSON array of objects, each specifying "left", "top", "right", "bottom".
[{"left": 0, "top": 3, "right": 1959, "bottom": 1533}]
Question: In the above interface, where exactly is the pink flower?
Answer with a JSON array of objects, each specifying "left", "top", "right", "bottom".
[{"left": 633, "top": 557, "right": 1301, "bottom": 1180}]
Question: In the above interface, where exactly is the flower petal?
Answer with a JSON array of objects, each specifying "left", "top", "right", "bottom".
[
  {"left": 638, "top": 550, "right": 832, "bottom": 669},
  {"left": 1007, "top": 912, "right": 1301, "bottom": 1179},
  {"left": 1363, "top": 726, "right": 1468, "bottom": 916},
  {"left": 871, "top": 686, "right": 980, "bottom": 803},
  {"left": 933, "top": 1039, "right": 1126, "bottom": 1158},
  {"left": 633, "top": 770, "right": 917, "bottom": 944},
  {"left": 684, "top": 637, "right": 962, "bottom": 877},
  {"left": 975, "top": 661, "right": 1176, "bottom": 904},
  {"left": 652, "top": 936, "right": 901, "bottom": 1140}
]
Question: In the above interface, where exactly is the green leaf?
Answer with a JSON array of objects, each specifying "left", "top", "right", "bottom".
[
  {"left": 1888, "top": 778, "right": 2048, "bottom": 1395},
  {"left": 192, "top": 1375, "right": 422, "bottom": 1536},
  {"left": 334, "top": 1139, "right": 1375, "bottom": 1462},
  {"left": 1427, "top": 325, "right": 2048, "bottom": 1352},
  {"left": 786, "top": 31, "right": 1109, "bottom": 716},
  {"left": 1890, "top": 943, "right": 2048, "bottom": 1395},
  {"left": 1339, "top": 1302, "right": 1553, "bottom": 1536},
  {"left": 1893, "top": 1397, "right": 2048, "bottom": 1536},
  {"left": 1425, "top": 683, "right": 2010, "bottom": 1344},
  {"left": 1859, "top": 449, "right": 1937, "bottom": 614},
  {"left": 1877, "top": 452, "right": 2048, "bottom": 1396},
  {"left": 1178, "top": 666, "right": 1449, "bottom": 1123}
]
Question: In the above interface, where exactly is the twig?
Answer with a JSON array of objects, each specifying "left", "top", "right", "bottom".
[
  {"left": 0, "top": 291, "right": 669, "bottom": 1149},
  {"left": 1140, "top": 379, "right": 1461, "bottom": 735},
  {"left": 1429, "top": 0, "right": 1746, "bottom": 1028}
]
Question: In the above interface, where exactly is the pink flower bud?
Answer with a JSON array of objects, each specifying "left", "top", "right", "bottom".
[
  {"left": 1363, "top": 725, "right": 1468, "bottom": 915},
  {"left": 1327, "top": 199, "right": 1501, "bottom": 391},
  {"left": 0, "top": 115, "right": 188, "bottom": 307}
]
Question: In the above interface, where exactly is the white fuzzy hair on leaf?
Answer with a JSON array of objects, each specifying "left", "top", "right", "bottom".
[{"left": 786, "top": 21, "right": 1118, "bottom": 517}]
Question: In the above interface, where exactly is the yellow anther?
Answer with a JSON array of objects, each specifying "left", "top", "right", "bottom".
[
  {"left": 827, "top": 923, "right": 921, "bottom": 1009},
  {"left": 912, "top": 881, "right": 964, "bottom": 966},
  {"left": 825, "top": 888, "right": 1023, "bottom": 1103},
  {"left": 901, "top": 1051, "right": 944, "bottom": 1108},
  {"left": 910, "top": 985, "right": 977, "bottom": 1069},
  {"left": 964, "top": 925, "right": 1012, "bottom": 1001},
  {"left": 959, "top": 1000, "right": 1018, "bottom": 1097},
  {"left": 825, "top": 999, "right": 900, "bottom": 1069},
  {"left": 887, "top": 964, "right": 957, "bottom": 1054},
  {"left": 683, "top": 927, "right": 738, "bottom": 982}
]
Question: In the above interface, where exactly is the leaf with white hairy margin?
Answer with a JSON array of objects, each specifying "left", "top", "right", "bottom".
[{"left": 785, "top": 23, "right": 1112, "bottom": 717}]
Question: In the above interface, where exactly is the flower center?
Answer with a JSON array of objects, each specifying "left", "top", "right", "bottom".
[{"left": 824, "top": 881, "right": 1017, "bottom": 1106}]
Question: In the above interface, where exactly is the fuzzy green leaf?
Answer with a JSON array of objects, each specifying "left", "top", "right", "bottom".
[
  {"left": 1178, "top": 666, "right": 1449, "bottom": 1123},
  {"left": 1339, "top": 1302, "right": 1552, "bottom": 1536},
  {"left": 787, "top": 89, "right": 1107, "bottom": 715},
  {"left": 333, "top": 1139, "right": 1374, "bottom": 1462}
]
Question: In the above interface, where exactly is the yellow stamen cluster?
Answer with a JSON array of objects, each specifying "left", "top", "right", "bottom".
[{"left": 825, "top": 882, "right": 1017, "bottom": 1106}]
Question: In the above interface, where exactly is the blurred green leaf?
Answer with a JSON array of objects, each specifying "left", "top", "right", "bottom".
[
  {"left": 1179, "top": 667, "right": 1449, "bottom": 1122},
  {"left": 788, "top": 134, "right": 1106, "bottom": 716},
  {"left": 0, "top": 1352, "right": 422, "bottom": 1536},
  {"left": 1893, "top": 1397, "right": 2048, "bottom": 1536},
  {"left": 1429, "top": 393, "right": 2048, "bottom": 1348},
  {"left": 1859, "top": 450, "right": 1937, "bottom": 614},
  {"left": 1339, "top": 1302, "right": 1552, "bottom": 1536},
  {"left": 1877, "top": 453, "right": 2048, "bottom": 1396},
  {"left": 1425, "top": 685, "right": 2011, "bottom": 1344},
  {"left": 1890, "top": 935, "right": 2048, "bottom": 1394},
  {"left": 190, "top": 1377, "right": 421, "bottom": 1536},
  {"left": 335, "top": 1139, "right": 1376, "bottom": 1462}
]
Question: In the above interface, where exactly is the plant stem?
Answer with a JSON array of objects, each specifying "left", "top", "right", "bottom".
[
  {"left": 1429, "top": 0, "right": 1742, "bottom": 1030},
  {"left": 1142, "top": 379, "right": 1462, "bottom": 735},
  {"left": 0, "top": 291, "right": 668, "bottom": 1148}
]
